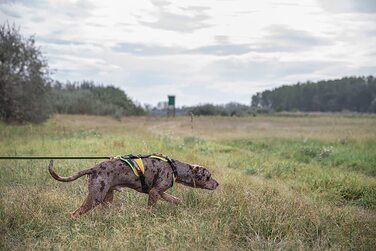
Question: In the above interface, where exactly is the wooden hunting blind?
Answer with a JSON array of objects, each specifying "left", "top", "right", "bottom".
[{"left": 168, "top": 95, "right": 175, "bottom": 106}]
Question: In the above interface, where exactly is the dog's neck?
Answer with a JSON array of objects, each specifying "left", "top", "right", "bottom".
[{"left": 172, "top": 159, "right": 196, "bottom": 187}]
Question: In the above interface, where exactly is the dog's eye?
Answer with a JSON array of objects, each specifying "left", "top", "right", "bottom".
[{"left": 206, "top": 176, "right": 210, "bottom": 181}]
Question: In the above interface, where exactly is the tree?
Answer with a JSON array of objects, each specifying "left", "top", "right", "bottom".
[{"left": 0, "top": 22, "right": 52, "bottom": 123}]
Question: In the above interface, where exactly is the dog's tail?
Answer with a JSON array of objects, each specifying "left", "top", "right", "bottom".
[{"left": 48, "top": 160, "right": 92, "bottom": 182}]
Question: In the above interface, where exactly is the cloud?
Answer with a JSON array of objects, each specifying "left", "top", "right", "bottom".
[
  {"left": 252, "top": 25, "right": 332, "bottom": 52},
  {"left": 0, "top": 3, "right": 22, "bottom": 18},
  {"left": 113, "top": 42, "right": 181, "bottom": 56},
  {"left": 113, "top": 41, "right": 252, "bottom": 56},
  {"left": 317, "top": 0, "right": 376, "bottom": 13},
  {"left": 125, "top": 70, "right": 171, "bottom": 87},
  {"left": 17, "top": 0, "right": 95, "bottom": 16},
  {"left": 37, "top": 36, "right": 84, "bottom": 46},
  {"left": 205, "top": 57, "right": 345, "bottom": 82},
  {"left": 139, "top": 0, "right": 211, "bottom": 33},
  {"left": 1, "top": 0, "right": 375, "bottom": 106},
  {"left": 187, "top": 44, "right": 251, "bottom": 56}
]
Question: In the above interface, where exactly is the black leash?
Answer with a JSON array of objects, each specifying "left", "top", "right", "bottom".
[
  {"left": 0, "top": 156, "right": 110, "bottom": 159},
  {"left": 0, "top": 154, "right": 178, "bottom": 192}
]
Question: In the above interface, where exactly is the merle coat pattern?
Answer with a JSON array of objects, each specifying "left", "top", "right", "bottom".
[{"left": 48, "top": 154, "right": 219, "bottom": 218}]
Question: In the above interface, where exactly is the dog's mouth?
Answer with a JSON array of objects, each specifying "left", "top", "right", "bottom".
[
  {"left": 177, "top": 178, "right": 219, "bottom": 190},
  {"left": 206, "top": 184, "right": 219, "bottom": 190},
  {"left": 203, "top": 180, "right": 219, "bottom": 190}
]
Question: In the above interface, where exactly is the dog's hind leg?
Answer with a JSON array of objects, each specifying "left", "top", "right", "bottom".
[
  {"left": 160, "top": 192, "right": 182, "bottom": 205},
  {"left": 102, "top": 190, "right": 114, "bottom": 208},
  {"left": 70, "top": 195, "right": 99, "bottom": 218},
  {"left": 71, "top": 181, "right": 109, "bottom": 218}
]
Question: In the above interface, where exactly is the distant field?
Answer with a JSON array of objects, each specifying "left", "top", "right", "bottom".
[{"left": 1, "top": 114, "right": 376, "bottom": 250}]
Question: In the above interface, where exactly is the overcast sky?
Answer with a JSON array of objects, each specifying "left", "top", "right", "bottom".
[{"left": 1, "top": 0, "right": 376, "bottom": 106}]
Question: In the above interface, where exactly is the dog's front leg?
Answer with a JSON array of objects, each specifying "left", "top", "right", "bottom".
[
  {"left": 147, "top": 188, "right": 161, "bottom": 208},
  {"left": 160, "top": 192, "right": 182, "bottom": 205}
]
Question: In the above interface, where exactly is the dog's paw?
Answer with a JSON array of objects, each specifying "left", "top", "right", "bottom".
[
  {"left": 174, "top": 198, "right": 183, "bottom": 205},
  {"left": 70, "top": 212, "right": 79, "bottom": 219}
]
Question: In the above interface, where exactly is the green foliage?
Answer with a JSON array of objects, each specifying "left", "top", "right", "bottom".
[
  {"left": 147, "top": 102, "right": 255, "bottom": 117},
  {"left": 0, "top": 22, "right": 52, "bottom": 123},
  {"left": 188, "top": 102, "right": 252, "bottom": 116},
  {"left": 189, "top": 103, "right": 227, "bottom": 116},
  {"left": 225, "top": 137, "right": 376, "bottom": 177},
  {"left": 252, "top": 76, "right": 376, "bottom": 112},
  {"left": 51, "top": 81, "right": 145, "bottom": 117}
]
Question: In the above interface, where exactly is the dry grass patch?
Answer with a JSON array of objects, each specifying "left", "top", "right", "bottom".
[{"left": 1, "top": 114, "right": 375, "bottom": 250}]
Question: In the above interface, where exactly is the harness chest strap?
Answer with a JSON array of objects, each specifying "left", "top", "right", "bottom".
[{"left": 148, "top": 155, "right": 178, "bottom": 191}]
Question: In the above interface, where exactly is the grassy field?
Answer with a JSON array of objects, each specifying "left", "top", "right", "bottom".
[{"left": 1, "top": 114, "right": 376, "bottom": 250}]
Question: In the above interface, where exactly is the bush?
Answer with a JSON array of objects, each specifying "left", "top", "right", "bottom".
[
  {"left": 188, "top": 102, "right": 253, "bottom": 116},
  {"left": 189, "top": 104, "right": 227, "bottom": 116},
  {"left": 51, "top": 81, "right": 145, "bottom": 117}
]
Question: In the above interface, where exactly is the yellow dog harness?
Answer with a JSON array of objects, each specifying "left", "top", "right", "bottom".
[{"left": 115, "top": 154, "right": 177, "bottom": 192}]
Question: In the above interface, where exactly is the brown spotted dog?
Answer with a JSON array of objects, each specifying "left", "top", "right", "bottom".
[{"left": 48, "top": 155, "right": 219, "bottom": 218}]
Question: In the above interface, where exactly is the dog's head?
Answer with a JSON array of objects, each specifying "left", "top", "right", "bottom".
[{"left": 190, "top": 165, "right": 219, "bottom": 190}]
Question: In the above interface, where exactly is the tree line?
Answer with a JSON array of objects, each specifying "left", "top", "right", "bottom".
[
  {"left": 252, "top": 76, "right": 376, "bottom": 113},
  {"left": 147, "top": 102, "right": 254, "bottom": 117}
]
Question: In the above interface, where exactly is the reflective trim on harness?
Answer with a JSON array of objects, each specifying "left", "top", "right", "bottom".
[
  {"left": 115, "top": 154, "right": 178, "bottom": 191},
  {"left": 134, "top": 158, "right": 144, "bottom": 173},
  {"left": 149, "top": 155, "right": 168, "bottom": 162},
  {"left": 117, "top": 156, "right": 140, "bottom": 176}
]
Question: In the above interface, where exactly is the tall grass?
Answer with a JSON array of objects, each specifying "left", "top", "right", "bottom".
[{"left": 1, "top": 114, "right": 375, "bottom": 250}]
